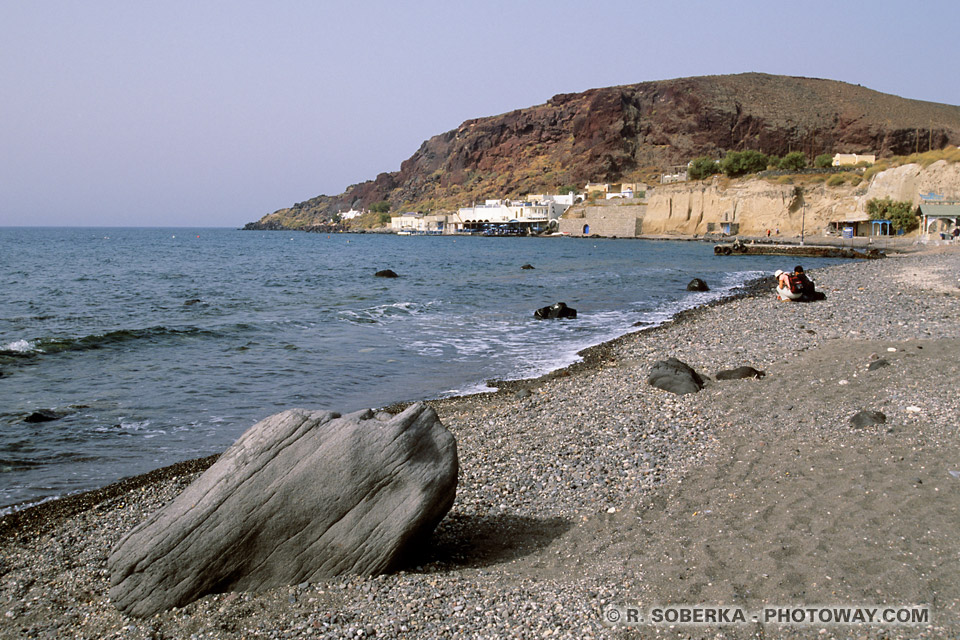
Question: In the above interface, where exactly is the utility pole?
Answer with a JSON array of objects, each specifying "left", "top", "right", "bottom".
[{"left": 800, "top": 201, "right": 806, "bottom": 246}]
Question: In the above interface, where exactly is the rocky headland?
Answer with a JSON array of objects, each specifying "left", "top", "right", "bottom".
[
  {"left": 246, "top": 73, "right": 960, "bottom": 230},
  {"left": 3, "top": 245, "right": 960, "bottom": 639}
]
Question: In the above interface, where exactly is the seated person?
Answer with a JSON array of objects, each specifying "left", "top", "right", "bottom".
[
  {"left": 774, "top": 269, "right": 800, "bottom": 300},
  {"left": 793, "top": 265, "right": 825, "bottom": 301}
]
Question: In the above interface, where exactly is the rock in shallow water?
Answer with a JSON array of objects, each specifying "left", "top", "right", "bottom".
[
  {"left": 534, "top": 302, "right": 577, "bottom": 319},
  {"left": 108, "top": 402, "right": 458, "bottom": 617}
]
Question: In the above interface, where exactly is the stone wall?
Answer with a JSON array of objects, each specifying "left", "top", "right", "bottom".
[{"left": 558, "top": 204, "right": 645, "bottom": 237}]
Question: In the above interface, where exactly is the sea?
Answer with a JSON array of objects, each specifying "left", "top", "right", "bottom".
[{"left": 0, "top": 228, "right": 848, "bottom": 511}]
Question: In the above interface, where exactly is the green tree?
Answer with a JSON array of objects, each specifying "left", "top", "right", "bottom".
[
  {"left": 866, "top": 197, "right": 917, "bottom": 232},
  {"left": 720, "top": 150, "right": 769, "bottom": 177},
  {"left": 378, "top": 212, "right": 391, "bottom": 225},
  {"left": 688, "top": 156, "right": 721, "bottom": 180},
  {"left": 814, "top": 153, "right": 834, "bottom": 168},
  {"left": 558, "top": 185, "right": 579, "bottom": 195},
  {"left": 370, "top": 201, "right": 391, "bottom": 214},
  {"left": 779, "top": 151, "right": 807, "bottom": 171}
]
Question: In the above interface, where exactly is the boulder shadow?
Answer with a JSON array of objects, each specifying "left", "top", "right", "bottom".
[{"left": 406, "top": 511, "right": 574, "bottom": 571}]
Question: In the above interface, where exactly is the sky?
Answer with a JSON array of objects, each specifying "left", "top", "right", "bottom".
[{"left": 2, "top": 1, "right": 959, "bottom": 228}]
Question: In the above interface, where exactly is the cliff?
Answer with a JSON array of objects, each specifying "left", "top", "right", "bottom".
[
  {"left": 640, "top": 159, "right": 960, "bottom": 237},
  {"left": 250, "top": 73, "right": 960, "bottom": 229}
]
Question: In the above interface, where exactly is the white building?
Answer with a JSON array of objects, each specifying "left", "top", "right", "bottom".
[
  {"left": 390, "top": 212, "right": 450, "bottom": 234},
  {"left": 455, "top": 195, "right": 574, "bottom": 234}
]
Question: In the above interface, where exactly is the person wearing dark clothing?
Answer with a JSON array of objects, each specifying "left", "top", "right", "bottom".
[{"left": 793, "top": 265, "right": 825, "bottom": 301}]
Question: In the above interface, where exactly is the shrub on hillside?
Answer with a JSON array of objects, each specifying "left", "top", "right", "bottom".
[
  {"left": 779, "top": 151, "right": 808, "bottom": 171},
  {"left": 814, "top": 153, "right": 834, "bottom": 168},
  {"left": 688, "top": 156, "right": 721, "bottom": 180},
  {"left": 826, "top": 174, "right": 847, "bottom": 186},
  {"left": 720, "top": 150, "right": 769, "bottom": 177}
]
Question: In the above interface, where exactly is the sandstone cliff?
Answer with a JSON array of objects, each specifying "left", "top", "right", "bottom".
[
  {"left": 641, "top": 160, "right": 960, "bottom": 237},
  {"left": 250, "top": 73, "right": 960, "bottom": 229}
]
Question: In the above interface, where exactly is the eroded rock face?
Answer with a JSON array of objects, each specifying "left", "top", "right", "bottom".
[{"left": 108, "top": 403, "right": 458, "bottom": 617}]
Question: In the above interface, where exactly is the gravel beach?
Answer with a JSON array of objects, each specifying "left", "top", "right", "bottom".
[{"left": 3, "top": 245, "right": 960, "bottom": 640}]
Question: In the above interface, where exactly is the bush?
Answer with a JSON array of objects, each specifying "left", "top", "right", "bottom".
[
  {"left": 370, "top": 201, "right": 391, "bottom": 214},
  {"left": 378, "top": 212, "right": 391, "bottom": 225},
  {"left": 720, "top": 150, "right": 769, "bottom": 177},
  {"left": 688, "top": 156, "right": 721, "bottom": 180},
  {"left": 826, "top": 174, "right": 847, "bottom": 186},
  {"left": 867, "top": 197, "right": 918, "bottom": 232},
  {"left": 779, "top": 151, "right": 808, "bottom": 171},
  {"left": 863, "top": 163, "right": 889, "bottom": 182},
  {"left": 814, "top": 153, "right": 834, "bottom": 168},
  {"left": 766, "top": 155, "right": 781, "bottom": 170}
]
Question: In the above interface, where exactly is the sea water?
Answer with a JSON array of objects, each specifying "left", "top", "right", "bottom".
[{"left": 0, "top": 228, "right": 846, "bottom": 509}]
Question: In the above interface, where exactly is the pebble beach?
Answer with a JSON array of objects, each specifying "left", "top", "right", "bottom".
[{"left": 2, "top": 245, "right": 960, "bottom": 639}]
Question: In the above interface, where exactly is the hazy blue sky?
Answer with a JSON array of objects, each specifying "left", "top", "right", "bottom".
[{"left": 2, "top": 1, "right": 958, "bottom": 227}]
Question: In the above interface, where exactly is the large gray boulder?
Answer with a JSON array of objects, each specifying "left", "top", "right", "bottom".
[
  {"left": 108, "top": 402, "right": 458, "bottom": 617},
  {"left": 647, "top": 358, "right": 705, "bottom": 395}
]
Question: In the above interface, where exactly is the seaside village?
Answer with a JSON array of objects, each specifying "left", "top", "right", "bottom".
[{"left": 369, "top": 151, "right": 960, "bottom": 241}]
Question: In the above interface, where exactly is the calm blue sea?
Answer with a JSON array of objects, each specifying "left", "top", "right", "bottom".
[{"left": 0, "top": 228, "right": 846, "bottom": 509}]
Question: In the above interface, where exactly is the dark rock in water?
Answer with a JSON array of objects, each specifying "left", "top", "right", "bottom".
[
  {"left": 534, "top": 302, "right": 577, "bottom": 319},
  {"left": 647, "top": 358, "right": 705, "bottom": 395},
  {"left": 183, "top": 299, "right": 202, "bottom": 306},
  {"left": 867, "top": 358, "right": 891, "bottom": 371},
  {"left": 108, "top": 403, "right": 458, "bottom": 617},
  {"left": 375, "top": 269, "right": 399, "bottom": 278},
  {"left": 686, "top": 278, "right": 710, "bottom": 292},
  {"left": 850, "top": 409, "right": 887, "bottom": 429},
  {"left": 715, "top": 366, "right": 765, "bottom": 380},
  {"left": 520, "top": 264, "right": 535, "bottom": 270},
  {"left": 24, "top": 409, "right": 64, "bottom": 423}
]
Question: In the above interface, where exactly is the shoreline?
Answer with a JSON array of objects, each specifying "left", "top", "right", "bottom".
[
  {"left": 4, "top": 245, "right": 960, "bottom": 638},
  {"left": 0, "top": 270, "right": 775, "bottom": 537}
]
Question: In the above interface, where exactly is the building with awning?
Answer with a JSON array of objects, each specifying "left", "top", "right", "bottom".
[
  {"left": 827, "top": 211, "right": 872, "bottom": 237},
  {"left": 918, "top": 200, "right": 960, "bottom": 236}
]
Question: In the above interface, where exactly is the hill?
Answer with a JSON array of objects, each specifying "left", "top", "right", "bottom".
[{"left": 247, "top": 73, "right": 960, "bottom": 229}]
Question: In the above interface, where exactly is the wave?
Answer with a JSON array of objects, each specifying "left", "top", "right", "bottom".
[
  {"left": 0, "top": 326, "right": 216, "bottom": 360},
  {"left": 338, "top": 301, "right": 436, "bottom": 325}
]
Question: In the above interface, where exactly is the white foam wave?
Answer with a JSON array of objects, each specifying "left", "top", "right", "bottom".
[
  {"left": 338, "top": 301, "right": 435, "bottom": 324},
  {"left": 2, "top": 339, "right": 38, "bottom": 353}
]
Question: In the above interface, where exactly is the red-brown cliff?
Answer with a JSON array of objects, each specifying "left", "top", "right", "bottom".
[{"left": 249, "top": 73, "right": 960, "bottom": 228}]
